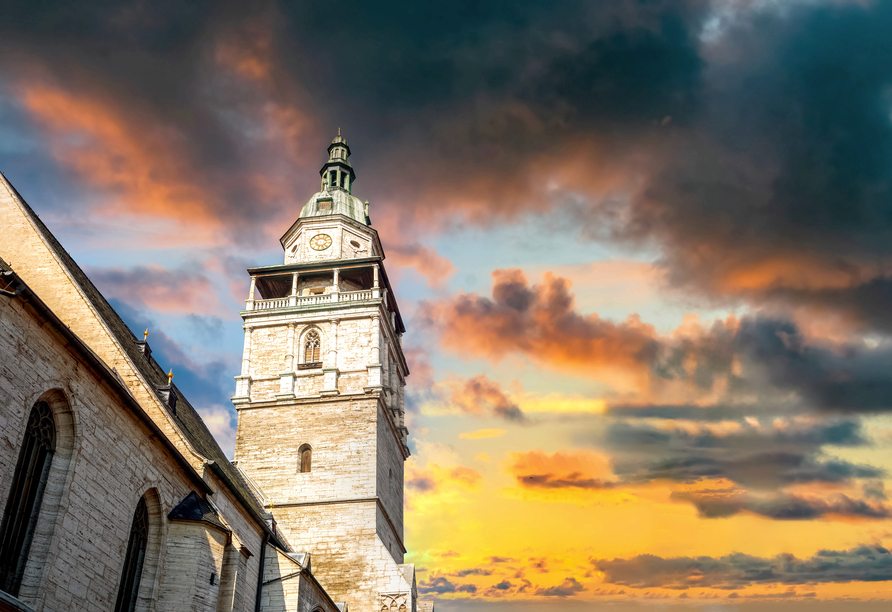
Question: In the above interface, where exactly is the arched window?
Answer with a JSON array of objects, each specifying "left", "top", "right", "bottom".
[
  {"left": 114, "top": 497, "right": 149, "bottom": 612},
  {"left": 0, "top": 401, "right": 56, "bottom": 596},
  {"left": 304, "top": 331, "right": 321, "bottom": 365},
  {"left": 298, "top": 444, "right": 312, "bottom": 473}
]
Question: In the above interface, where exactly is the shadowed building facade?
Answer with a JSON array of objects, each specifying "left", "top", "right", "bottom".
[{"left": 0, "top": 137, "right": 432, "bottom": 612}]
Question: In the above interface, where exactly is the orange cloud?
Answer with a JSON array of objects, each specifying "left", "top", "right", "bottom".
[
  {"left": 18, "top": 83, "right": 223, "bottom": 235},
  {"left": 428, "top": 269, "right": 659, "bottom": 384},
  {"left": 371, "top": 113, "right": 645, "bottom": 232},
  {"left": 86, "top": 263, "right": 228, "bottom": 316},
  {"left": 214, "top": 22, "right": 274, "bottom": 82},
  {"left": 403, "top": 347, "right": 435, "bottom": 390},
  {"left": 449, "top": 375, "right": 524, "bottom": 421},
  {"left": 407, "top": 463, "right": 483, "bottom": 498},
  {"left": 507, "top": 449, "right": 615, "bottom": 490},
  {"left": 386, "top": 243, "right": 457, "bottom": 288}
]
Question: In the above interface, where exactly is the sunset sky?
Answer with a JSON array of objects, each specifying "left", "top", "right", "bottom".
[{"left": 3, "top": 1, "right": 892, "bottom": 610}]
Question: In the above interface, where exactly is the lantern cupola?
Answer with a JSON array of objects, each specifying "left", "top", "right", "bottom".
[{"left": 320, "top": 131, "right": 355, "bottom": 193}]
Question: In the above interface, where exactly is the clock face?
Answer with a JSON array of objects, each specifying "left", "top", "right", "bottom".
[{"left": 310, "top": 233, "right": 332, "bottom": 251}]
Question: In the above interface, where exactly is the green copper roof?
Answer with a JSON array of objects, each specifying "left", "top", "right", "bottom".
[
  {"left": 298, "top": 134, "right": 368, "bottom": 225},
  {"left": 299, "top": 188, "right": 368, "bottom": 225}
]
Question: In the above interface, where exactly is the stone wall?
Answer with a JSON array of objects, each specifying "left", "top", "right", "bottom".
[
  {"left": 155, "top": 522, "right": 228, "bottom": 611},
  {"left": 2, "top": 174, "right": 276, "bottom": 612},
  {"left": 267, "top": 504, "right": 412, "bottom": 612},
  {"left": 202, "top": 471, "right": 266, "bottom": 612},
  {"left": 0, "top": 287, "right": 195, "bottom": 610},
  {"left": 0, "top": 177, "right": 192, "bottom": 473},
  {"left": 235, "top": 392, "right": 409, "bottom": 612},
  {"left": 235, "top": 396, "right": 379, "bottom": 506},
  {"left": 240, "top": 306, "right": 382, "bottom": 402},
  {"left": 260, "top": 549, "right": 340, "bottom": 612},
  {"left": 376, "top": 404, "right": 405, "bottom": 555}
]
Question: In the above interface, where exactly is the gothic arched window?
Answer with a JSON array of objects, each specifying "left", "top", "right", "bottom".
[
  {"left": 304, "top": 331, "right": 321, "bottom": 365},
  {"left": 0, "top": 401, "right": 56, "bottom": 596},
  {"left": 299, "top": 444, "right": 312, "bottom": 473},
  {"left": 114, "top": 497, "right": 149, "bottom": 612}
]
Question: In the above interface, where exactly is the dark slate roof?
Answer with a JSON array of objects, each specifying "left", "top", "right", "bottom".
[
  {"left": 0, "top": 171, "right": 268, "bottom": 525},
  {"left": 168, "top": 491, "right": 230, "bottom": 532},
  {"left": 0, "top": 256, "right": 14, "bottom": 294}
]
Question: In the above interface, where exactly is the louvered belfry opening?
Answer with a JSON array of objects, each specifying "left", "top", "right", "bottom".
[
  {"left": 304, "top": 330, "right": 321, "bottom": 366},
  {"left": 114, "top": 497, "right": 149, "bottom": 612},
  {"left": 0, "top": 401, "right": 56, "bottom": 596}
]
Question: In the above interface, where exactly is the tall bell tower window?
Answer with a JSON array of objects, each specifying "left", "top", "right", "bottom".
[
  {"left": 303, "top": 330, "right": 321, "bottom": 365},
  {"left": 0, "top": 401, "right": 56, "bottom": 596},
  {"left": 114, "top": 497, "right": 149, "bottom": 612}
]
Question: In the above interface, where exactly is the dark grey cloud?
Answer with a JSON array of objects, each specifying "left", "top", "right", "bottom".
[
  {"left": 606, "top": 2, "right": 892, "bottom": 328},
  {"left": 607, "top": 403, "right": 790, "bottom": 421},
  {"left": 418, "top": 575, "right": 479, "bottom": 595},
  {"left": 418, "top": 576, "right": 456, "bottom": 594},
  {"left": 536, "top": 577, "right": 586, "bottom": 597},
  {"left": 435, "top": 267, "right": 892, "bottom": 412},
  {"left": 618, "top": 452, "right": 882, "bottom": 490},
  {"left": 593, "top": 545, "right": 892, "bottom": 589},
  {"left": 519, "top": 473, "right": 615, "bottom": 490},
  {"left": 863, "top": 480, "right": 887, "bottom": 501},
  {"left": 455, "top": 568, "right": 493, "bottom": 577},
  {"left": 406, "top": 474, "right": 436, "bottom": 493},
  {"left": 600, "top": 412, "right": 883, "bottom": 510},
  {"left": 651, "top": 316, "right": 892, "bottom": 412},
  {"left": 5, "top": 0, "right": 892, "bottom": 337},
  {"left": 672, "top": 491, "right": 890, "bottom": 521},
  {"left": 607, "top": 419, "right": 867, "bottom": 450},
  {"left": 280, "top": 0, "right": 706, "bottom": 124}
]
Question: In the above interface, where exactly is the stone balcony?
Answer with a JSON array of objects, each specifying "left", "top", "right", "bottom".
[{"left": 245, "top": 288, "right": 385, "bottom": 313}]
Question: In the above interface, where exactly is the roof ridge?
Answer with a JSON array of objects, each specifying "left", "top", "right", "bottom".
[{"left": 0, "top": 171, "right": 267, "bottom": 520}]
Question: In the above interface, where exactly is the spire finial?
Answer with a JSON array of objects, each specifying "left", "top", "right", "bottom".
[
  {"left": 167, "top": 369, "right": 174, "bottom": 383},
  {"left": 338, "top": 127, "right": 341, "bottom": 136},
  {"left": 143, "top": 329, "right": 149, "bottom": 341}
]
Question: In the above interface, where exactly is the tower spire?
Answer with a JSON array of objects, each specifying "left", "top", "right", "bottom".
[{"left": 320, "top": 132, "right": 354, "bottom": 193}]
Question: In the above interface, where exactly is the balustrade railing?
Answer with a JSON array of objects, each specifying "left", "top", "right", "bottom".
[
  {"left": 250, "top": 289, "right": 377, "bottom": 311},
  {"left": 254, "top": 298, "right": 289, "bottom": 310},
  {"left": 339, "top": 289, "right": 374, "bottom": 302},
  {"left": 294, "top": 293, "right": 332, "bottom": 306}
]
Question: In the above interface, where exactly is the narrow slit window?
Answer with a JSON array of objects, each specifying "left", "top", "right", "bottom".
[
  {"left": 0, "top": 401, "right": 56, "bottom": 596},
  {"left": 304, "top": 331, "right": 321, "bottom": 364},
  {"left": 114, "top": 497, "right": 149, "bottom": 612},
  {"left": 299, "top": 445, "right": 312, "bottom": 473}
]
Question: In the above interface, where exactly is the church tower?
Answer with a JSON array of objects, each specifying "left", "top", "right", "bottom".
[{"left": 232, "top": 135, "right": 414, "bottom": 612}]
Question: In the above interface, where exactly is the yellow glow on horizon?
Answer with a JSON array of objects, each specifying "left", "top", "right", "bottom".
[{"left": 460, "top": 428, "right": 507, "bottom": 440}]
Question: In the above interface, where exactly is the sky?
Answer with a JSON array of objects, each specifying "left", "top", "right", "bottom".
[{"left": 2, "top": 0, "right": 892, "bottom": 610}]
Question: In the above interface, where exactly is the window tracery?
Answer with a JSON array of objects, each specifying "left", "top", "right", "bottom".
[
  {"left": 304, "top": 330, "right": 321, "bottom": 365},
  {"left": 114, "top": 497, "right": 149, "bottom": 612},
  {"left": 0, "top": 401, "right": 56, "bottom": 596}
]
